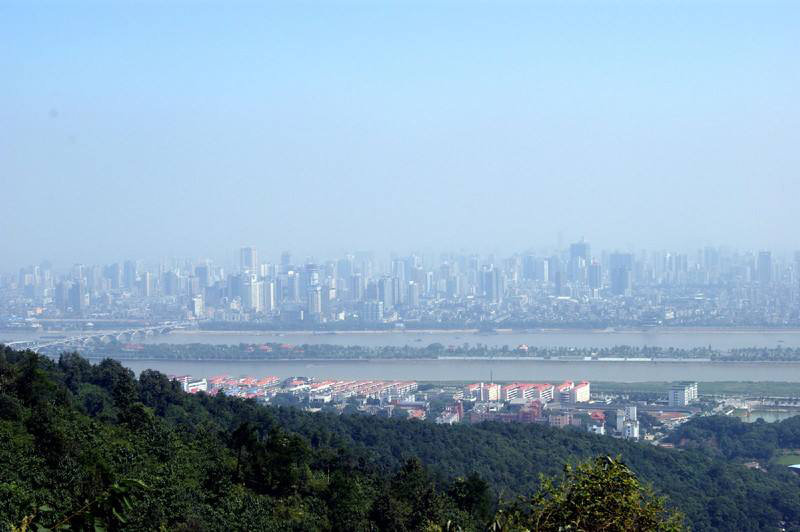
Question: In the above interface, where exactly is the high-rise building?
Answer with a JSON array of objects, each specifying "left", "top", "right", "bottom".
[
  {"left": 68, "top": 280, "right": 87, "bottom": 313},
  {"left": 307, "top": 285, "right": 322, "bottom": 316},
  {"left": 378, "top": 276, "right": 394, "bottom": 309},
  {"left": 480, "top": 266, "right": 503, "bottom": 303},
  {"left": 195, "top": 263, "right": 211, "bottom": 289},
  {"left": 609, "top": 253, "right": 634, "bottom": 295},
  {"left": 191, "top": 294, "right": 204, "bottom": 318},
  {"left": 757, "top": 251, "right": 772, "bottom": 286},
  {"left": 668, "top": 382, "right": 698, "bottom": 407},
  {"left": 262, "top": 280, "right": 276, "bottom": 313},
  {"left": 280, "top": 251, "right": 292, "bottom": 272},
  {"left": 588, "top": 262, "right": 602, "bottom": 290},
  {"left": 406, "top": 281, "right": 421, "bottom": 308},
  {"left": 55, "top": 281, "right": 69, "bottom": 311},
  {"left": 522, "top": 255, "right": 537, "bottom": 281},
  {"left": 240, "top": 246, "right": 258, "bottom": 273},
  {"left": 569, "top": 240, "right": 590, "bottom": 282},
  {"left": 362, "top": 301, "right": 384, "bottom": 322},
  {"left": 241, "top": 273, "right": 262, "bottom": 312},
  {"left": 349, "top": 273, "right": 365, "bottom": 302},
  {"left": 123, "top": 260, "right": 137, "bottom": 290},
  {"left": 105, "top": 263, "right": 122, "bottom": 290},
  {"left": 139, "top": 271, "right": 153, "bottom": 297}
]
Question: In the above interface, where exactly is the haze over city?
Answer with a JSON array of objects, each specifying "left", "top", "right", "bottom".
[
  {"left": 6, "top": 2, "right": 800, "bottom": 530},
  {"left": 3, "top": 1, "right": 799, "bottom": 270}
]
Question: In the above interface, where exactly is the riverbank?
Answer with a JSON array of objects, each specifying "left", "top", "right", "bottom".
[
  {"left": 185, "top": 326, "right": 800, "bottom": 335},
  {"left": 113, "top": 358, "right": 800, "bottom": 382},
  {"left": 87, "top": 355, "right": 800, "bottom": 364}
]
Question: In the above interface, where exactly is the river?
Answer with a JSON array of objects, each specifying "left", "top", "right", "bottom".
[
  {"left": 115, "top": 329, "right": 800, "bottom": 349},
  {"left": 6, "top": 329, "right": 800, "bottom": 382},
  {"left": 7, "top": 328, "right": 800, "bottom": 350},
  {"left": 114, "top": 358, "right": 800, "bottom": 383}
]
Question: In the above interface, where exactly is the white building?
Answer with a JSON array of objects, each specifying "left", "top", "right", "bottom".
[
  {"left": 588, "top": 424, "right": 605, "bottom": 435},
  {"left": 570, "top": 381, "right": 591, "bottom": 403},
  {"left": 623, "top": 419, "right": 640, "bottom": 440},
  {"left": 186, "top": 378, "right": 208, "bottom": 393},
  {"left": 669, "top": 382, "right": 699, "bottom": 407}
]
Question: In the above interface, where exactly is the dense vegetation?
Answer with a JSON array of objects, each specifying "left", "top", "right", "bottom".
[
  {"left": 86, "top": 340, "right": 800, "bottom": 363},
  {"left": 667, "top": 414, "right": 800, "bottom": 462},
  {"left": 1, "top": 346, "right": 799, "bottom": 530}
]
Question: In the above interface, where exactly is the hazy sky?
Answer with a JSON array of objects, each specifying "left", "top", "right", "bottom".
[{"left": 2, "top": 0, "right": 798, "bottom": 271}]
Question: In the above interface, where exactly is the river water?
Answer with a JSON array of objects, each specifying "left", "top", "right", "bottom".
[
  {"left": 5, "top": 329, "right": 800, "bottom": 383},
  {"left": 115, "top": 358, "right": 800, "bottom": 383},
  {"left": 6, "top": 328, "right": 800, "bottom": 350}
]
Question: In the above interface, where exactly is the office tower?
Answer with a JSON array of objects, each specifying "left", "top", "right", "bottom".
[
  {"left": 240, "top": 246, "right": 258, "bottom": 273},
  {"left": 71, "top": 263, "right": 85, "bottom": 281},
  {"left": 241, "top": 273, "right": 262, "bottom": 312},
  {"left": 186, "top": 276, "right": 200, "bottom": 297},
  {"left": 362, "top": 301, "right": 384, "bottom": 322},
  {"left": 123, "top": 260, "right": 137, "bottom": 290},
  {"left": 757, "top": 251, "right": 772, "bottom": 286},
  {"left": 443, "top": 275, "right": 458, "bottom": 299},
  {"left": 195, "top": 263, "right": 211, "bottom": 289},
  {"left": 337, "top": 255, "right": 354, "bottom": 279},
  {"left": 105, "top": 263, "right": 122, "bottom": 290},
  {"left": 522, "top": 255, "right": 537, "bottom": 281},
  {"left": 349, "top": 273, "right": 365, "bottom": 302},
  {"left": 609, "top": 253, "right": 634, "bottom": 295},
  {"left": 553, "top": 270, "right": 563, "bottom": 296},
  {"left": 280, "top": 251, "right": 292, "bottom": 272},
  {"left": 262, "top": 280, "right": 276, "bottom": 313},
  {"left": 303, "top": 263, "right": 321, "bottom": 293},
  {"left": 68, "top": 280, "right": 86, "bottom": 313},
  {"left": 480, "top": 266, "right": 503, "bottom": 303},
  {"left": 392, "top": 276, "right": 404, "bottom": 306},
  {"left": 139, "top": 271, "right": 153, "bottom": 297},
  {"left": 406, "top": 281, "right": 421, "bottom": 308},
  {"left": 191, "top": 294, "right": 204, "bottom": 318},
  {"left": 588, "top": 262, "right": 602, "bottom": 290},
  {"left": 162, "top": 271, "right": 180, "bottom": 297},
  {"left": 378, "top": 276, "right": 394, "bottom": 309},
  {"left": 795, "top": 251, "right": 800, "bottom": 290},
  {"left": 55, "top": 281, "right": 69, "bottom": 311},
  {"left": 276, "top": 271, "right": 300, "bottom": 303},
  {"left": 546, "top": 256, "right": 560, "bottom": 284},
  {"left": 424, "top": 271, "right": 434, "bottom": 295},
  {"left": 307, "top": 285, "right": 322, "bottom": 316},
  {"left": 569, "top": 240, "right": 590, "bottom": 282}
]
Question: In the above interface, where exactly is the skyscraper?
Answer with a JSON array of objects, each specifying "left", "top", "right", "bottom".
[
  {"left": 568, "top": 240, "right": 590, "bottom": 283},
  {"left": 240, "top": 246, "right": 258, "bottom": 273},
  {"left": 241, "top": 272, "right": 262, "bottom": 312},
  {"left": 378, "top": 276, "right": 394, "bottom": 309},
  {"left": 757, "top": 251, "right": 772, "bottom": 286},
  {"left": 123, "top": 260, "right": 137, "bottom": 290},
  {"left": 609, "top": 253, "right": 634, "bottom": 296},
  {"left": 307, "top": 285, "right": 322, "bottom": 317}
]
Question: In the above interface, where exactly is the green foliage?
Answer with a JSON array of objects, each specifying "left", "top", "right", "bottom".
[
  {"left": 667, "top": 414, "right": 800, "bottom": 462},
  {"left": 0, "top": 345, "right": 798, "bottom": 531},
  {"left": 492, "top": 457, "right": 683, "bottom": 531}
]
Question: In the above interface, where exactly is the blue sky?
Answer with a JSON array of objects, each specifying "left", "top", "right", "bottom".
[{"left": 1, "top": 1, "right": 798, "bottom": 269}]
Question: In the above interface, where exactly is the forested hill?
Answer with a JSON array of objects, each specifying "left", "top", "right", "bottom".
[
  {"left": 666, "top": 414, "right": 800, "bottom": 461},
  {"left": 1, "top": 346, "right": 799, "bottom": 531}
]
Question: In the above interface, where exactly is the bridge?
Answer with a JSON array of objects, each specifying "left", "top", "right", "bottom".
[{"left": 2, "top": 321, "right": 188, "bottom": 353}]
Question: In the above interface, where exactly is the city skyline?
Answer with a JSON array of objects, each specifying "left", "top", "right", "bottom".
[
  {"left": 5, "top": 241, "right": 800, "bottom": 334},
  {"left": 4, "top": 240, "right": 800, "bottom": 275}
]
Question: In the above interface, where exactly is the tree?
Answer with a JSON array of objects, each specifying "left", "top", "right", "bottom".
[{"left": 492, "top": 456, "right": 684, "bottom": 532}]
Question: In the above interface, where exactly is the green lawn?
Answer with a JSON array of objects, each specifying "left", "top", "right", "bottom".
[{"left": 773, "top": 453, "right": 800, "bottom": 466}]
